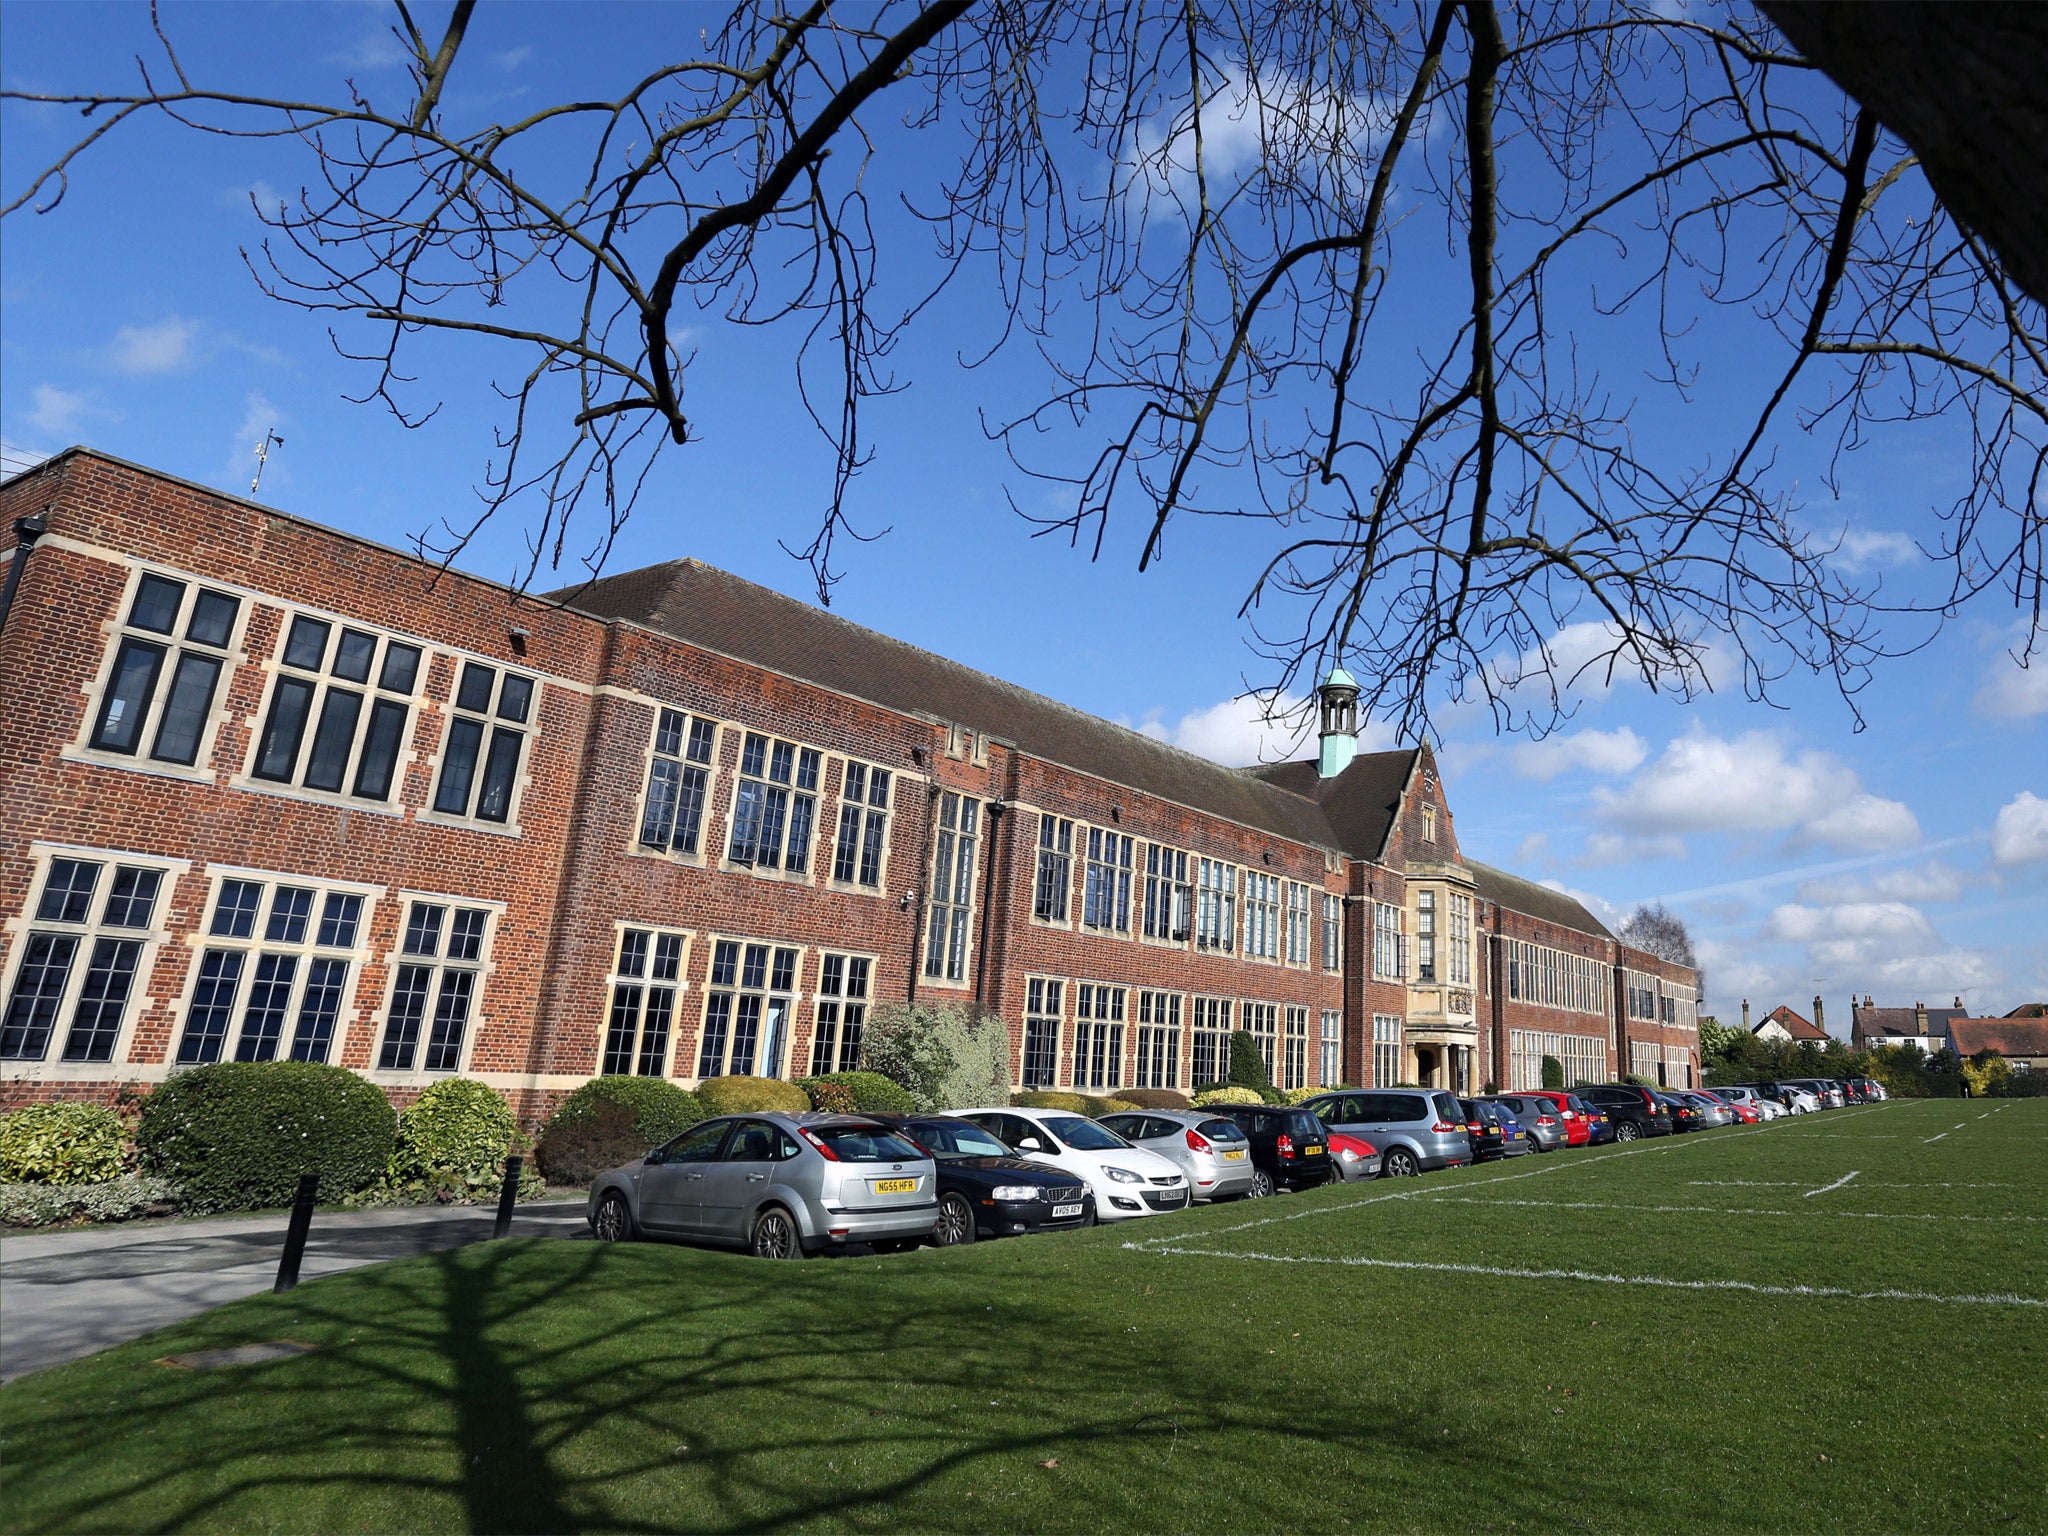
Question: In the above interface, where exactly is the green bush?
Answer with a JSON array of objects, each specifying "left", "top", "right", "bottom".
[
  {"left": 0, "top": 1103, "right": 127, "bottom": 1185},
  {"left": 1192, "top": 1085, "right": 1265, "bottom": 1107},
  {"left": 1075, "top": 1095, "right": 1137, "bottom": 1117},
  {"left": 1117, "top": 1088, "right": 1191, "bottom": 1111},
  {"left": 137, "top": 1062, "right": 395, "bottom": 1214},
  {"left": 0, "top": 1174, "right": 180, "bottom": 1228},
  {"left": 863, "top": 1000, "right": 1011, "bottom": 1110},
  {"left": 695, "top": 1076, "right": 811, "bottom": 1116},
  {"left": 1279, "top": 1086, "right": 1324, "bottom": 1105},
  {"left": 794, "top": 1071, "right": 917, "bottom": 1114},
  {"left": 535, "top": 1077, "right": 703, "bottom": 1185},
  {"left": 1227, "top": 1030, "right": 1274, "bottom": 1092},
  {"left": 548, "top": 1077, "right": 702, "bottom": 1143},
  {"left": 803, "top": 1081, "right": 859, "bottom": 1113},
  {"left": 1541, "top": 1055, "right": 1566, "bottom": 1090},
  {"left": 1011, "top": 1091, "right": 1089, "bottom": 1112},
  {"left": 389, "top": 1079, "right": 519, "bottom": 1196}
]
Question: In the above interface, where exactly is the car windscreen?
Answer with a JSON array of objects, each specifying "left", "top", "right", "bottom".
[
  {"left": 907, "top": 1120, "right": 1012, "bottom": 1159},
  {"left": 1043, "top": 1116, "right": 1130, "bottom": 1152},
  {"left": 808, "top": 1125, "right": 927, "bottom": 1162},
  {"left": 1196, "top": 1117, "right": 1248, "bottom": 1142}
]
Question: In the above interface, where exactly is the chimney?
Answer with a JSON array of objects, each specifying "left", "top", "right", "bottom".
[
  {"left": 1915, "top": 1000, "right": 1927, "bottom": 1033},
  {"left": 1812, "top": 995, "right": 1825, "bottom": 1035},
  {"left": 1954, "top": 996, "right": 1963, "bottom": 1011},
  {"left": 1316, "top": 668, "right": 1361, "bottom": 779},
  {"left": 1864, "top": 993, "right": 1873, "bottom": 1009},
  {"left": 1741, "top": 998, "right": 1751, "bottom": 1032}
]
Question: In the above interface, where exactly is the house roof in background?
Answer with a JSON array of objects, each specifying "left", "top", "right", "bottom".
[
  {"left": 1758, "top": 1004, "right": 1829, "bottom": 1041},
  {"left": 1948, "top": 1019, "right": 2048, "bottom": 1058}
]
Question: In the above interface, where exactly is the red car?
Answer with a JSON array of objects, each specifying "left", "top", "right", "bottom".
[
  {"left": 1327, "top": 1132, "right": 1383, "bottom": 1181},
  {"left": 1518, "top": 1089, "right": 1593, "bottom": 1147}
]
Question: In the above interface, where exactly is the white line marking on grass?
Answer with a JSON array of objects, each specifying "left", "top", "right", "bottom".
[
  {"left": 1690, "top": 1179, "right": 2015, "bottom": 1190},
  {"left": 1124, "top": 1244, "right": 2048, "bottom": 1310},
  {"left": 1804, "top": 1170, "right": 1859, "bottom": 1198},
  {"left": 1925, "top": 1133, "right": 1949, "bottom": 1143},
  {"left": 1427, "top": 1195, "right": 2048, "bottom": 1224}
]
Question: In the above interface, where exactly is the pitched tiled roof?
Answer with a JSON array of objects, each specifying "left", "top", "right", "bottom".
[
  {"left": 1854, "top": 1005, "right": 1963, "bottom": 1038},
  {"left": 1243, "top": 751, "right": 1419, "bottom": 860},
  {"left": 1466, "top": 861, "right": 1613, "bottom": 940},
  {"left": 1760, "top": 1005, "right": 1828, "bottom": 1041},
  {"left": 2005, "top": 1002, "right": 2048, "bottom": 1019},
  {"left": 1949, "top": 1019, "right": 2048, "bottom": 1058},
  {"left": 552, "top": 559, "right": 1342, "bottom": 848}
]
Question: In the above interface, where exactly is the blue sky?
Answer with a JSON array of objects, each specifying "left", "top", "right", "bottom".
[{"left": 4, "top": 2, "right": 2042, "bottom": 1020}]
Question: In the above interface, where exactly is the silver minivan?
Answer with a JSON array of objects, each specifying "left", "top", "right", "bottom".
[
  {"left": 1300, "top": 1089, "right": 1473, "bottom": 1177},
  {"left": 588, "top": 1112, "right": 938, "bottom": 1258},
  {"left": 1097, "top": 1110, "right": 1261, "bottom": 1200}
]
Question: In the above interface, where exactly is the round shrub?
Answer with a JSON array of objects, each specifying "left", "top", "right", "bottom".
[
  {"left": 534, "top": 1077, "right": 702, "bottom": 1185},
  {"left": 1280, "top": 1086, "right": 1326, "bottom": 1106},
  {"left": 795, "top": 1071, "right": 917, "bottom": 1114},
  {"left": 1117, "top": 1088, "right": 1191, "bottom": 1111},
  {"left": 0, "top": 1103, "right": 127, "bottom": 1185},
  {"left": 1192, "top": 1085, "right": 1265, "bottom": 1107},
  {"left": 1011, "top": 1090, "right": 1088, "bottom": 1112},
  {"left": 803, "top": 1081, "right": 859, "bottom": 1113},
  {"left": 1076, "top": 1095, "right": 1137, "bottom": 1117},
  {"left": 390, "top": 1079, "right": 517, "bottom": 1195},
  {"left": 1227, "top": 1030, "right": 1274, "bottom": 1092},
  {"left": 137, "top": 1061, "right": 395, "bottom": 1213},
  {"left": 694, "top": 1076, "right": 811, "bottom": 1117}
]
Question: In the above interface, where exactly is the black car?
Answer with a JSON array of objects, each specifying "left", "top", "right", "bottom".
[
  {"left": 1200, "top": 1103, "right": 1336, "bottom": 1191},
  {"left": 1577, "top": 1084, "right": 1674, "bottom": 1140},
  {"left": 1654, "top": 1091, "right": 1701, "bottom": 1133},
  {"left": 1458, "top": 1097, "right": 1527, "bottom": 1161},
  {"left": 870, "top": 1114, "right": 1095, "bottom": 1245}
]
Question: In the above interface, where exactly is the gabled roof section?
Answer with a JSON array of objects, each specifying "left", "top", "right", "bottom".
[
  {"left": 1243, "top": 750, "right": 1419, "bottom": 861},
  {"left": 1949, "top": 1018, "right": 2048, "bottom": 1057},
  {"left": 1759, "top": 1004, "right": 1828, "bottom": 1041},
  {"left": 1465, "top": 861, "right": 1614, "bottom": 940},
  {"left": 553, "top": 559, "right": 1341, "bottom": 848}
]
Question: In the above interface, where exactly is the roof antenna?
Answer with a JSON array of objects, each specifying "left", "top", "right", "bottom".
[{"left": 250, "top": 430, "right": 285, "bottom": 496}]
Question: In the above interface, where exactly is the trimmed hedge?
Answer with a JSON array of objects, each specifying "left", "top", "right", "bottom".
[
  {"left": 0, "top": 1175, "right": 180, "bottom": 1229},
  {"left": 794, "top": 1071, "right": 917, "bottom": 1114},
  {"left": 0, "top": 1103, "right": 127, "bottom": 1185},
  {"left": 1116, "top": 1088, "right": 1192, "bottom": 1111},
  {"left": 137, "top": 1062, "right": 395, "bottom": 1213},
  {"left": 1075, "top": 1095, "right": 1137, "bottom": 1117},
  {"left": 1011, "top": 1091, "right": 1089, "bottom": 1113},
  {"left": 695, "top": 1076, "right": 811, "bottom": 1116},
  {"left": 389, "top": 1079, "right": 518, "bottom": 1197},
  {"left": 535, "top": 1077, "right": 703, "bottom": 1185},
  {"left": 1192, "top": 1085, "right": 1266, "bottom": 1106}
]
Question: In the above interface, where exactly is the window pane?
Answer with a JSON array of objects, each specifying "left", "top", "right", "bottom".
[
  {"left": 403, "top": 904, "right": 446, "bottom": 957},
  {"left": 60, "top": 937, "right": 144, "bottom": 1062},
  {"left": 379, "top": 642, "right": 421, "bottom": 694},
  {"left": 785, "top": 793, "right": 814, "bottom": 874},
  {"left": 267, "top": 887, "right": 315, "bottom": 944},
  {"left": 434, "top": 717, "right": 484, "bottom": 814},
  {"left": 654, "top": 708, "right": 684, "bottom": 758},
  {"left": 602, "top": 985, "right": 643, "bottom": 1075},
  {"left": 497, "top": 674, "right": 534, "bottom": 723},
  {"left": 617, "top": 929, "right": 649, "bottom": 978},
  {"left": 729, "top": 780, "right": 764, "bottom": 863},
  {"left": 698, "top": 993, "right": 732, "bottom": 1077},
  {"left": 253, "top": 676, "right": 316, "bottom": 781},
  {"left": 38, "top": 860, "right": 102, "bottom": 923},
  {"left": 379, "top": 963, "right": 433, "bottom": 1070},
  {"left": 187, "top": 589, "right": 240, "bottom": 647},
  {"left": 316, "top": 892, "right": 363, "bottom": 949},
  {"left": 1, "top": 934, "right": 80, "bottom": 1060},
  {"left": 686, "top": 718, "right": 715, "bottom": 764},
  {"left": 332, "top": 629, "right": 377, "bottom": 683},
  {"left": 651, "top": 934, "right": 682, "bottom": 982},
  {"left": 290, "top": 957, "right": 349, "bottom": 1063},
  {"left": 641, "top": 760, "right": 681, "bottom": 848},
  {"left": 233, "top": 953, "right": 298, "bottom": 1062},
  {"left": 211, "top": 880, "right": 264, "bottom": 938},
  {"left": 149, "top": 651, "right": 223, "bottom": 765},
  {"left": 129, "top": 574, "right": 185, "bottom": 633},
  {"left": 352, "top": 698, "right": 408, "bottom": 800},
  {"left": 447, "top": 909, "right": 488, "bottom": 962},
  {"left": 455, "top": 661, "right": 495, "bottom": 713},
  {"left": 177, "top": 949, "right": 244, "bottom": 1065},
  {"left": 92, "top": 638, "right": 166, "bottom": 753},
  {"left": 637, "top": 989, "right": 674, "bottom": 1076},
  {"left": 474, "top": 727, "right": 522, "bottom": 822},
  {"left": 674, "top": 766, "right": 708, "bottom": 855},
  {"left": 101, "top": 867, "right": 163, "bottom": 929},
  {"left": 422, "top": 970, "right": 475, "bottom": 1071},
  {"left": 302, "top": 688, "right": 363, "bottom": 792},
  {"left": 282, "top": 615, "right": 331, "bottom": 671}
]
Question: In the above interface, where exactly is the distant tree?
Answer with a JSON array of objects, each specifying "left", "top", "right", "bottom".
[{"left": 1617, "top": 902, "right": 1704, "bottom": 1002}]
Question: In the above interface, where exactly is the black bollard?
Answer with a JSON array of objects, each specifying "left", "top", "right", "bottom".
[
  {"left": 492, "top": 1154, "right": 524, "bottom": 1240},
  {"left": 273, "top": 1173, "right": 320, "bottom": 1294}
]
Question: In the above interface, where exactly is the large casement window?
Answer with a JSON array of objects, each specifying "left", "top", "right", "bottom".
[
  {"left": 429, "top": 660, "right": 535, "bottom": 823},
  {"left": 1073, "top": 982, "right": 1125, "bottom": 1091},
  {"left": 1022, "top": 977, "right": 1064, "bottom": 1089},
  {"left": 177, "top": 875, "right": 372, "bottom": 1067},
  {"left": 1283, "top": 1005, "right": 1310, "bottom": 1090},
  {"left": 923, "top": 791, "right": 979, "bottom": 983},
  {"left": 1135, "top": 990, "right": 1182, "bottom": 1088},
  {"left": 252, "top": 613, "right": 423, "bottom": 803},
  {"left": 88, "top": 573, "right": 242, "bottom": 768},
  {"left": 700, "top": 939, "right": 798, "bottom": 1078},
  {"left": 1629, "top": 1040, "right": 1662, "bottom": 1080},
  {"left": 1032, "top": 815, "right": 1073, "bottom": 922},
  {"left": 1243, "top": 873, "right": 1281, "bottom": 961},
  {"left": 1196, "top": 860, "right": 1237, "bottom": 952},
  {"left": 1447, "top": 892, "right": 1473, "bottom": 986},
  {"left": 1626, "top": 970, "right": 1659, "bottom": 1022},
  {"left": 1141, "top": 846, "right": 1192, "bottom": 942},
  {"left": 1320, "top": 1010, "right": 1343, "bottom": 1086},
  {"left": 830, "top": 763, "right": 893, "bottom": 888},
  {"left": 1242, "top": 1001, "right": 1279, "bottom": 1078},
  {"left": 638, "top": 709, "right": 716, "bottom": 855},
  {"left": 1508, "top": 1028, "right": 1606, "bottom": 1091},
  {"left": 375, "top": 900, "right": 491, "bottom": 1072},
  {"left": 1284, "top": 882, "right": 1312, "bottom": 965},
  {"left": 1659, "top": 985, "right": 1696, "bottom": 1029},
  {"left": 1372, "top": 902, "right": 1405, "bottom": 980},
  {"left": 1504, "top": 939, "right": 1609, "bottom": 1015},
  {"left": 600, "top": 927, "right": 685, "bottom": 1076},
  {"left": 1082, "top": 828, "right": 1133, "bottom": 933},
  {"left": 1415, "top": 891, "right": 1438, "bottom": 981},
  {"left": 1191, "top": 997, "right": 1232, "bottom": 1085},
  {"left": 1321, "top": 894, "right": 1343, "bottom": 972},
  {"left": 810, "top": 953, "right": 872, "bottom": 1075},
  {"left": 2, "top": 855, "right": 171, "bottom": 1063},
  {"left": 726, "top": 732, "right": 822, "bottom": 873},
  {"left": 1373, "top": 1014, "right": 1403, "bottom": 1086},
  {"left": 1662, "top": 1047, "right": 1693, "bottom": 1089}
]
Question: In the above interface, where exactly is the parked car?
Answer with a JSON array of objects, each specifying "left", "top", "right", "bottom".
[
  {"left": 1198, "top": 1102, "right": 1337, "bottom": 1192},
  {"left": 1655, "top": 1091, "right": 1703, "bottom": 1132},
  {"left": 1576, "top": 1084, "right": 1675, "bottom": 1140},
  {"left": 1567, "top": 1093, "right": 1614, "bottom": 1144},
  {"left": 949, "top": 1107, "right": 1190, "bottom": 1221},
  {"left": 1673, "top": 1090, "right": 1735, "bottom": 1129},
  {"left": 1757, "top": 1082, "right": 1823, "bottom": 1113},
  {"left": 1096, "top": 1110, "right": 1261, "bottom": 1201},
  {"left": 1709, "top": 1084, "right": 1778, "bottom": 1120},
  {"left": 864, "top": 1114, "right": 1095, "bottom": 1244},
  {"left": 1783, "top": 1078, "right": 1845, "bottom": 1109},
  {"left": 1299, "top": 1088, "right": 1474, "bottom": 1177},
  {"left": 1460, "top": 1097, "right": 1531, "bottom": 1160},
  {"left": 1693, "top": 1088, "right": 1757, "bottom": 1124},
  {"left": 1513, "top": 1089, "right": 1593, "bottom": 1147},
  {"left": 1326, "top": 1131, "right": 1383, "bottom": 1182},
  {"left": 588, "top": 1112, "right": 938, "bottom": 1258},
  {"left": 1484, "top": 1093, "right": 1570, "bottom": 1152}
]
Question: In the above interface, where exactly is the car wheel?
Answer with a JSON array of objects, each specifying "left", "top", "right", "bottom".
[
  {"left": 1614, "top": 1121, "right": 1641, "bottom": 1142},
  {"left": 1246, "top": 1169, "right": 1276, "bottom": 1199},
  {"left": 932, "top": 1192, "right": 978, "bottom": 1247},
  {"left": 1380, "top": 1147, "right": 1420, "bottom": 1178},
  {"left": 591, "top": 1191, "right": 636, "bottom": 1243},
  {"left": 750, "top": 1206, "right": 803, "bottom": 1260}
]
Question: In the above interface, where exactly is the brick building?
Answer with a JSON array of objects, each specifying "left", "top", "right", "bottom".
[{"left": 0, "top": 451, "right": 1701, "bottom": 1121}]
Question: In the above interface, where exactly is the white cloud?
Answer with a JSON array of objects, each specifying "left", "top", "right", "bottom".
[
  {"left": 1514, "top": 831, "right": 1550, "bottom": 864},
  {"left": 493, "top": 45, "right": 533, "bottom": 69},
  {"left": 1136, "top": 690, "right": 1394, "bottom": 767},
  {"left": 1509, "top": 726, "right": 1648, "bottom": 781},
  {"left": 1797, "top": 860, "right": 1966, "bottom": 905},
  {"left": 1973, "top": 656, "right": 2048, "bottom": 720},
  {"left": 1576, "top": 832, "right": 1686, "bottom": 867},
  {"left": 1991, "top": 791, "right": 2048, "bottom": 867},
  {"left": 26, "top": 385, "right": 90, "bottom": 438},
  {"left": 1831, "top": 528, "right": 1920, "bottom": 571},
  {"left": 1762, "top": 901, "right": 1936, "bottom": 946},
  {"left": 1592, "top": 730, "right": 1919, "bottom": 852},
  {"left": 109, "top": 317, "right": 200, "bottom": 375},
  {"left": 1538, "top": 880, "right": 1621, "bottom": 929},
  {"left": 1844, "top": 949, "right": 2004, "bottom": 997}
]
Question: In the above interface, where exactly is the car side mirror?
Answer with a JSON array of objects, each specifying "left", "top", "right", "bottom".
[
  {"left": 1019, "top": 1138, "right": 1046, "bottom": 1153},
  {"left": 643, "top": 1151, "right": 662, "bottom": 1165}
]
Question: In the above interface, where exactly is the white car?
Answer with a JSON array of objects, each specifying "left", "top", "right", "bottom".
[
  {"left": 1782, "top": 1087, "right": 1821, "bottom": 1114},
  {"left": 949, "top": 1106, "right": 1191, "bottom": 1221},
  {"left": 1714, "top": 1085, "right": 1784, "bottom": 1120}
]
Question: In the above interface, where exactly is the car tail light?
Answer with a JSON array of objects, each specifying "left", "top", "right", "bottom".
[
  {"left": 1185, "top": 1129, "right": 1212, "bottom": 1152},
  {"left": 798, "top": 1128, "right": 841, "bottom": 1161},
  {"left": 1432, "top": 1120, "right": 1458, "bottom": 1133},
  {"left": 1536, "top": 1115, "right": 1556, "bottom": 1126},
  {"left": 1276, "top": 1133, "right": 1295, "bottom": 1158}
]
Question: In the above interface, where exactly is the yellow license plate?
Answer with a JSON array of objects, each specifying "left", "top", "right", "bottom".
[
  {"left": 873, "top": 1178, "right": 916, "bottom": 1194},
  {"left": 1222, "top": 1149, "right": 1246, "bottom": 1161},
  {"left": 1302, "top": 1144, "right": 1324, "bottom": 1157}
]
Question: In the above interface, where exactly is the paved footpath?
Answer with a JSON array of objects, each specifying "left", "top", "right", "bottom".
[{"left": 0, "top": 1198, "right": 590, "bottom": 1383}]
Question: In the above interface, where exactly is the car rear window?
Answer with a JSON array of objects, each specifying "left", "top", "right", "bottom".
[
  {"left": 1196, "top": 1118, "right": 1247, "bottom": 1142},
  {"left": 1283, "top": 1111, "right": 1324, "bottom": 1137},
  {"left": 807, "top": 1125, "right": 927, "bottom": 1163},
  {"left": 1431, "top": 1093, "right": 1464, "bottom": 1123}
]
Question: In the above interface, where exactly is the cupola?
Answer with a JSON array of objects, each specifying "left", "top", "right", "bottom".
[{"left": 1317, "top": 667, "right": 1360, "bottom": 779}]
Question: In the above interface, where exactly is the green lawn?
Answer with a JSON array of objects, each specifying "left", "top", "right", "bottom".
[{"left": 4, "top": 1100, "right": 2043, "bottom": 1533}]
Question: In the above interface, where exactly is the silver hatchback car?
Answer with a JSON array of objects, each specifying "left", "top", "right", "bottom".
[
  {"left": 1299, "top": 1089, "right": 1473, "bottom": 1177},
  {"left": 1096, "top": 1110, "right": 1261, "bottom": 1201},
  {"left": 588, "top": 1112, "right": 938, "bottom": 1259}
]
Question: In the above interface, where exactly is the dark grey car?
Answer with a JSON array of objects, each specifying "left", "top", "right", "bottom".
[
  {"left": 1486, "top": 1094, "right": 1569, "bottom": 1152},
  {"left": 1299, "top": 1089, "right": 1473, "bottom": 1177}
]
